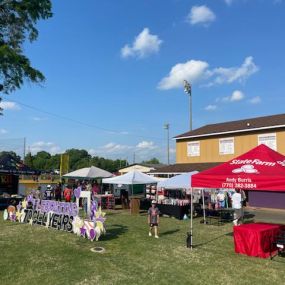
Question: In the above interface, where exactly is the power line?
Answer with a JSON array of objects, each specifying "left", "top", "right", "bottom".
[{"left": 9, "top": 99, "right": 165, "bottom": 142}]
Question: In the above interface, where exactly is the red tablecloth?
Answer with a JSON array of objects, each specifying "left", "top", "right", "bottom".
[{"left": 234, "top": 223, "right": 283, "bottom": 258}]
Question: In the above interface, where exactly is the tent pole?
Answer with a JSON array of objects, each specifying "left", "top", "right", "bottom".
[
  {"left": 187, "top": 187, "right": 193, "bottom": 249},
  {"left": 202, "top": 189, "right": 206, "bottom": 224}
]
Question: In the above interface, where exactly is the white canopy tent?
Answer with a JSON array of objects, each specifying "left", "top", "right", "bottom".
[
  {"left": 102, "top": 170, "right": 158, "bottom": 185},
  {"left": 157, "top": 171, "right": 206, "bottom": 226},
  {"left": 157, "top": 171, "right": 198, "bottom": 189},
  {"left": 62, "top": 166, "right": 113, "bottom": 179}
]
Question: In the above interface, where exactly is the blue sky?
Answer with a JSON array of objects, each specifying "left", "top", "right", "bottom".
[{"left": 1, "top": 0, "right": 285, "bottom": 163}]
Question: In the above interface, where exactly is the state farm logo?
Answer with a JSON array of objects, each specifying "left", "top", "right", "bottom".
[{"left": 232, "top": 164, "right": 259, "bottom": 174}]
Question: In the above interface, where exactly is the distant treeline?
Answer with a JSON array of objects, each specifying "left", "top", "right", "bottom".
[
  {"left": 1, "top": 150, "right": 161, "bottom": 173},
  {"left": 1, "top": 149, "right": 127, "bottom": 173}
]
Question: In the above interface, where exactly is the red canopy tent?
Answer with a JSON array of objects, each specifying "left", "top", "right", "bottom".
[
  {"left": 186, "top": 144, "right": 285, "bottom": 250},
  {"left": 191, "top": 144, "right": 285, "bottom": 191}
]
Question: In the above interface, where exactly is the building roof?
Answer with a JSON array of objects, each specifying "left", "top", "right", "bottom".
[
  {"left": 175, "top": 113, "right": 285, "bottom": 140},
  {"left": 149, "top": 162, "right": 221, "bottom": 174}
]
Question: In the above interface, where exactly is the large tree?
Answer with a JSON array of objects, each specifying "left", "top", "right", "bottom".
[
  {"left": 26, "top": 149, "right": 128, "bottom": 173},
  {"left": 0, "top": 0, "right": 52, "bottom": 105},
  {"left": 0, "top": 150, "right": 21, "bottom": 161}
]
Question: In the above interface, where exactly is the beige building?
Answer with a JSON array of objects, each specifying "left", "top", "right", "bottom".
[
  {"left": 175, "top": 113, "right": 285, "bottom": 164},
  {"left": 150, "top": 114, "right": 285, "bottom": 210}
]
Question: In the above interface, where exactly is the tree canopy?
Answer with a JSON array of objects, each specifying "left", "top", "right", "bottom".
[
  {"left": 0, "top": 150, "right": 21, "bottom": 161},
  {"left": 0, "top": 0, "right": 52, "bottom": 100},
  {"left": 141, "top": 157, "right": 161, "bottom": 165},
  {"left": 24, "top": 149, "right": 129, "bottom": 174}
]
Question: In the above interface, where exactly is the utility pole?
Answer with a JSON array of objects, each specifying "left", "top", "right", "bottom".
[{"left": 23, "top": 137, "right": 26, "bottom": 162}]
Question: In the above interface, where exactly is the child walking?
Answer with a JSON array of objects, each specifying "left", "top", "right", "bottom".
[{"left": 148, "top": 200, "right": 160, "bottom": 238}]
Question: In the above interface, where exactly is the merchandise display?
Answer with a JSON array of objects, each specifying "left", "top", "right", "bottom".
[{"left": 145, "top": 185, "right": 157, "bottom": 201}]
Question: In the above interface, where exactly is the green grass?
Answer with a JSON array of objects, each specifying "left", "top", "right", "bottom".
[{"left": 0, "top": 210, "right": 285, "bottom": 285}]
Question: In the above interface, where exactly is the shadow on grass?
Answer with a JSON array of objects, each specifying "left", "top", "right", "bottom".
[
  {"left": 194, "top": 231, "right": 233, "bottom": 248},
  {"left": 100, "top": 224, "right": 128, "bottom": 241},
  {"left": 244, "top": 212, "right": 255, "bottom": 219},
  {"left": 243, "top": 219, "right": 255, "bottom": 224},
  {"left": 271, "top": 252, "right": 285, "bottom": 263},
  {"left": 105, "top": 211, "right": 123, "bottom": 216},
  {"left": 160, "top": 229, "right": 180, "bottom": 236}
]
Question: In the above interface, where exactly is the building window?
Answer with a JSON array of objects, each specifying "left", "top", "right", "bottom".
[
  {"left": 219, "top": 138, "right": 234, "bottom": 155},
  {"left": 258, "top": 133, "right": 277, "bottom": 150},
  {"left": 187, "top": 141, "right": 200, "bottom": 157}
]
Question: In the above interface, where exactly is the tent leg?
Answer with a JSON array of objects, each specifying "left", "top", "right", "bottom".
[
  {"left": 187, "top": 187, "right": 193, "bottom": 249},
  {"left": 202, "top": 189, "right": 206, "bottom": 224}
]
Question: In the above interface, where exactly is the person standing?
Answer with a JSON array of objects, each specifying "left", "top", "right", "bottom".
[
  {"left": 54, "top": 183, "right": 62, "bottom": 201},
  {"left": 120, "top": 189, "right": 129, "bottom": 209},
  {"left": 217, "top": 190, "right": 225, "bottom": 209},
  {"left": 63, "top": 185, "right": 72, "bottom": 202},
  {"left": 231, "top": 189, "right": 242, "bottom": 226},
  {"left": 148, "top": 200, "right": 160, "bottom": 238},
  {"left": 92, "top": 181, "right": 100, "bottom": 195},
  {"left": 44, "top": 185, "right": 52, "bottom": 200}
]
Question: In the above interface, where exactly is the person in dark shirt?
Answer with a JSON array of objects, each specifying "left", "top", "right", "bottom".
[
  {"left": 54, "top": 183, "right": 62, "bottom": 201},
  {"left": 44, "top": 185, "right": 52, "bottom": 200},
  {"left": 148, "top": 200, "right": 160, "bottom": 238}
]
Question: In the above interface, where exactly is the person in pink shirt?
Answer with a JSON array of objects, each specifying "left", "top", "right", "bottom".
[{"left": 92, "top": 181, "right": 100, "bottom": 196}]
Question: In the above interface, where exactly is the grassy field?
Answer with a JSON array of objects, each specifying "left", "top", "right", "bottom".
[{"left": 0, "top": 209, "right": 285, "bottom": 285}]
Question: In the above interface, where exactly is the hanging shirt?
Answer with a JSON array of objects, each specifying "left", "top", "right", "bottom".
[
  {"left": 217, "top": 192, "right": 225, "bottom": 202},
  {"left": 231, "top": 193, "right": 242, "bottom": 209}
]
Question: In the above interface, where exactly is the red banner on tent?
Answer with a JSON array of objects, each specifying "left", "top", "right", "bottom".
[{"left": 191, "top": 144, "right": 285, "bottom": 191}]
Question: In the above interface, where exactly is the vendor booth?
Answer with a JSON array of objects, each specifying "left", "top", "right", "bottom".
[
  {"left": 0, "top": 153, "right": 40, "bottom": 209},
  {"left": 103, "top": 170, "right": 158, "bottom": 213},
  {"left": 155, "top": 171, "right": 199, "bottom": 220},
  {"left": 63, "top": 166, "right": 114, "bottom": 211},
  {"left": 190, "top": 144, "right": 285, "bottom": 257}
]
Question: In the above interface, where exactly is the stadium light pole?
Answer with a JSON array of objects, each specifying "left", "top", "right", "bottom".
[
  {"left": 183, "top": 80, "right": 192, "bottom": 131},
  {"left": 164, "top": 123, "right": 170, "bottom": 165}
]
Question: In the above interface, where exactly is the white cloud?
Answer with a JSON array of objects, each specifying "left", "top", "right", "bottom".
[
  {"left": 187, "top": 5, "right": 216, "bottom": 25},
  {"left": 136, "top": 141, "right": 157, "bottom": 150},
  {"left": 224, "top": 0, "right": 234, "bottom": 5},
  {"left": 0, "top": 129, "right": 7, "bottom": 134},
  {"left": 30, "top": 141, "right": 61, "bottom": 155},
  {"left": 0, "top": 101, "right": 20, "bottom": 110},
  {"left": 121, "top": 28, "right": 162, "bottom": 58},
  {"left": 222, "top": 90, "right": 245, "bottom": 102},
  {"left": 88, "top": 149, "right": 96, "bottom": 156},
  {"left": 94, "top": 143, "right": 133, "bottom": 155},
  {"left": 158, "top": 56, "right": 258, "bottom": 90},
  {"left": 106, "top": 130, "right": 129, "bottom": 135},
  {"left": 209, "top": 56, "right": 259, "bottom": 85},
  {"left": 231, "top": 90, "right": 245, "bottom": 101},
  {"left": 103, "top": 143, "right": 130, "bottom": 153},
  {"left": 88, "top": 140, "right": 175, "bottom": 164},
  {"left": 158, "top": 60, "right": 209, "bottom": 90},
  {"left": 32, "top": 117, "right": 46, "bottom": 121},
  {"left": 248, "top": 96, "right": 261, "bottom": 104},
  {"left": 205, "top": 104, "right": 217, "bottom": 111}
]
